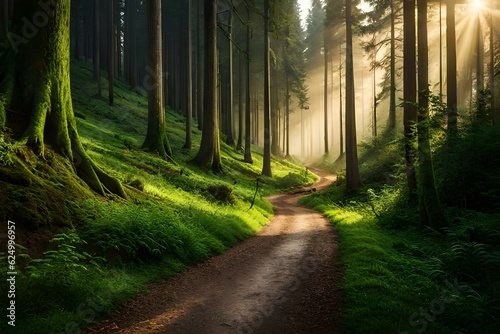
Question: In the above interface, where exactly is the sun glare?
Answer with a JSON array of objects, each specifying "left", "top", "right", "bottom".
[{"left": 468, "top": 0, "right": 486, "bottom": 12}]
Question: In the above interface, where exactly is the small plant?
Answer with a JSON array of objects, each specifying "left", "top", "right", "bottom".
[
  {"left": 0, "top": 134, "right": 14, "bottom": 166},
  {"left": 444, "top": 240, "right": 500, "bottom": 283},
  {"left": 26, "top": 231, "right": 104, "bottom": 287}
]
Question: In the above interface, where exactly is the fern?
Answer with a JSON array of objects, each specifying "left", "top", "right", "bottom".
[{"left": 26, "top": 231, "right": 104, "bottom": 286}]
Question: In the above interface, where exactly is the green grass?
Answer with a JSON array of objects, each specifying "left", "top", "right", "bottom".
[
  {"left": 302, "top": 124, "right": 500, "bottom": 333},
  {"left": 0, "top": 60, "right": 316, "bottom": 333}
]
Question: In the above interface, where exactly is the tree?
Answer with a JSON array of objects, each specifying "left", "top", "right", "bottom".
[
  {"left": 416, "top": 0, "right": 446, "bottom": 228},
  {"left": 191, "top": 0, "right": 222, "bottom": 172},
  {"left": 124, "top": 0, "right": 139, "bottom": 87},
  {"left": 0, "top": 0, "right": 125, "bottom": 198},
  {"left": 325, "top": 0, "right": 345, "bottom": 157},
  {"left": 262, "top": 0, "right": 272, "bottom": 177},
  {"left": 236, "top": 47, "right": 244, "bottom": 151},
  {"left": 345, "top": 0, "right": 361, "bottom": 191},
  {"left": 403, "top": 0, "right": 417, "bottom": 195},
  {"left": 142, "top": 0, "right": 173, "bottom": 161},
  {"left": 389, "top": 0, "right": 396, "bottom": 128},
  {"left": 324, "top": 30, "right": 329, "bottom": 154},
  {"left": 304, "top": 0, "right": 325, "bottom": 67},
  {"left": 244, "top": 3, "right": 253, "bottom": 164},
  {"left": 362, "top": 0, "right": 400, "bottom": 130},
  {"left": 107, "top": 0, "right": 114, "bottom": 106},
  {"left": 184, "top": 0, "right": 193, "bottom": 149},
  {"left": 225, "top": 5, "right": 235, "bottom": 146},
  {"left": 93, "top": 0, "right": 102, "bottom": 96},
  {"left": 446, "top": 0, "right": 457, "bottom": 133}
]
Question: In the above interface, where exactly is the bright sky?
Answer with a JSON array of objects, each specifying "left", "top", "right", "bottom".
[
  {"left": 298, "top": 0, "right": 312, "bottom": 26},
  {"left": 298, "top": 0, "right": 372, "bottom": 27}
]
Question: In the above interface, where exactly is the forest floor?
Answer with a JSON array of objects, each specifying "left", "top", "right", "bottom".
[{"left": 86, "top": 169, "right": 343, "bottom": 334}]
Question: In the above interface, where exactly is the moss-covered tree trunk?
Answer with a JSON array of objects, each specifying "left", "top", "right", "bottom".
[
  {"left": 0, "top": 0, "right": 125, "bottom": 198},
  {"left": 142, "top": 0, "right": 173, "bottom": 162}
]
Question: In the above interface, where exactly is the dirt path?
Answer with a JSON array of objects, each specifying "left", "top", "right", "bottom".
[{"left": 87, "top": 169, "right": 343, "bottom": 334}]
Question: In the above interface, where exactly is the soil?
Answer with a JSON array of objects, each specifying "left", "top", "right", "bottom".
[{"left": 86, "top": 169, "right": 343, "bottom": 334}]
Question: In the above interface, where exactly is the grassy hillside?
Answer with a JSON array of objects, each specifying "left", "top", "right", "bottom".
[
  {"left": 303, "top": 119, "right": 500, "bottom": 333},
  {"left": 0, "top": 60, "right": 316, "bottom": 333}
]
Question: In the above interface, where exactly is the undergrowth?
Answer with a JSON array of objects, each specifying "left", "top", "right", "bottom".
[
  {"left": 0, "top": 60, "right": 315, "bottom": 333},
  {"left": 303, "top": 116, "right": 500, "bottom": 333}
]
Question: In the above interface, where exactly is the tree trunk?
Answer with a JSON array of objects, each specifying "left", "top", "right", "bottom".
[
  {"left": 226, "top": 8, "right": 235, "bottom": 146},
  {"left": 339, "top": 44, "right": 344, "bottom": 156},
  {"left": 372, "top": 62, "right": 377, "bottom": 139},
  {"left": 476, "top": 17, "right": 485, "bottom": 115},
  {"left": 115, "top": 22, "right": 121, "bottom": 78},
  {"left": 0, "top": 0, "right": 6, "bottom": 44},
  {"left": 417, "top": 0, "right": 446, "bottom": 229},
  {"left": 446, "top": 0, "right": 457, "bottom": 133},
  {"left": 404, "top": 0, "right": 418, "bottom": 196},
  {"left": 236, "top": 49, "right": 243, "bottom": 151},
  {"left": 142, "top": 0, "right": 173, "bottom": 161},
  {"left": 285, "top": 71, "right": 290, "bottom": 158},
  {"left": 271, "top": 61, "right": 280, "bottom": 156},
  {"left": 107, "top": 0, "right": 114, "bottom": 106},
  {"left": 124, "top": 0, "right": 138, "bottom": 87},
  {"left": 262, "top": 0, "right": 272, "bottom": 177},
  {"left": 0, "top": 0, "right": 125, "bottom": 198},
  {"left": 491, "top": 12, "right": 497, "bottom": 124},
  {"left": 389, "top": 0, "right": 396, "bottom": 129},
  {"left": 184, "top": 0, "right": 193, "bottom": 149},
  {"left": 196, "top": 0, "right": 204, "bottom": 130},
  {"left": 345, "top": 0, "right": 361, "bottom": 191},
  {"left": 191, "top": 0, "right": 221, "bottom": 172},
  {"left": 324, "top": 33, "right": 329, "bottom": 154},
  {"left": 439, "top": 0, "right": 443, "bottom": 99},
  {"left": 93, "top": 0, "right": 102, "bottom": 96},
  {"left": 244, "top": 6, "right": 253, "bottom": 164}
]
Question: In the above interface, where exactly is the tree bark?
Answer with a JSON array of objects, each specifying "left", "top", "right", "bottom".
[
  {"left": 196, "top": 0, "right": 204, "bottom": 130},
  {"left": 225, "top": 8, "right": 235, "bottom": 146},
  {"left": 93, "top": 0, "right": 102, "bottom": 96},
  {"left": 491, "top": 11, "right": 497, "bottom": 124},
  {"left": 191, "top": 0, "right": 221, "bottom": 172},
  {"left": 446, "top": 0, "right": 457, "bottom": 134},
  {"left": 324, "top": 33, "right": 329, "bottom": 154},
  {"left": 262, "top": 0, "right": 272, "bottom": 177},
  {"left": 345, "top": 0, "right": 361, "bottom": 191},
  {"left": 236, "top": 49, "right": 243, "bottom": 151},
  {"left": 107, "top": 0, "right": 114, "bottom": 106},
  {"left": 0, "top": 0, "right": 7, "bottom": 45},
  {"left": 244, "top": 6, "right": 253, "bottom": 164},
  {"left": 404, "top": 0, "right": 418, "bottom": 196},
  {"left": 339, "top": 45, "right": 344, "bottom": 156},
  {"left": 184, "top": 0, "right": 193, "bottom": 149},
  {"left": 0, "top": 0, "right": 125, "bottom": 198},
  {"left": 142, "top": 0, "right": 173, "bottom": 161},
  {"left": 285, "top": 71, "right": 291, "bottom": 158},
  {"left": 389, "top": 0, "right": 396, "bottom": 129}
]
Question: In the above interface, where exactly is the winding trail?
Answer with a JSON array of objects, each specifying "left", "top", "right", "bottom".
[{"left": 87, "top": 169, "right": 343, "bottom": 334}]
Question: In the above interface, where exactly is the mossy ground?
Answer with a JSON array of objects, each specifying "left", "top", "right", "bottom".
[{"left": 0, "top": 60, "right": 316, "bottom": 333}]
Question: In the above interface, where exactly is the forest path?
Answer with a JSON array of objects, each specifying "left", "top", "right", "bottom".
[{"left": 87, "top": 169, "right": 343, "bottom": 334}]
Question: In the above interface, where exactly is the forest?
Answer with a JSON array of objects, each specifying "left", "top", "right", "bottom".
[{"left": 0, "top": 0, "right": 499, "bottom": 333}]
